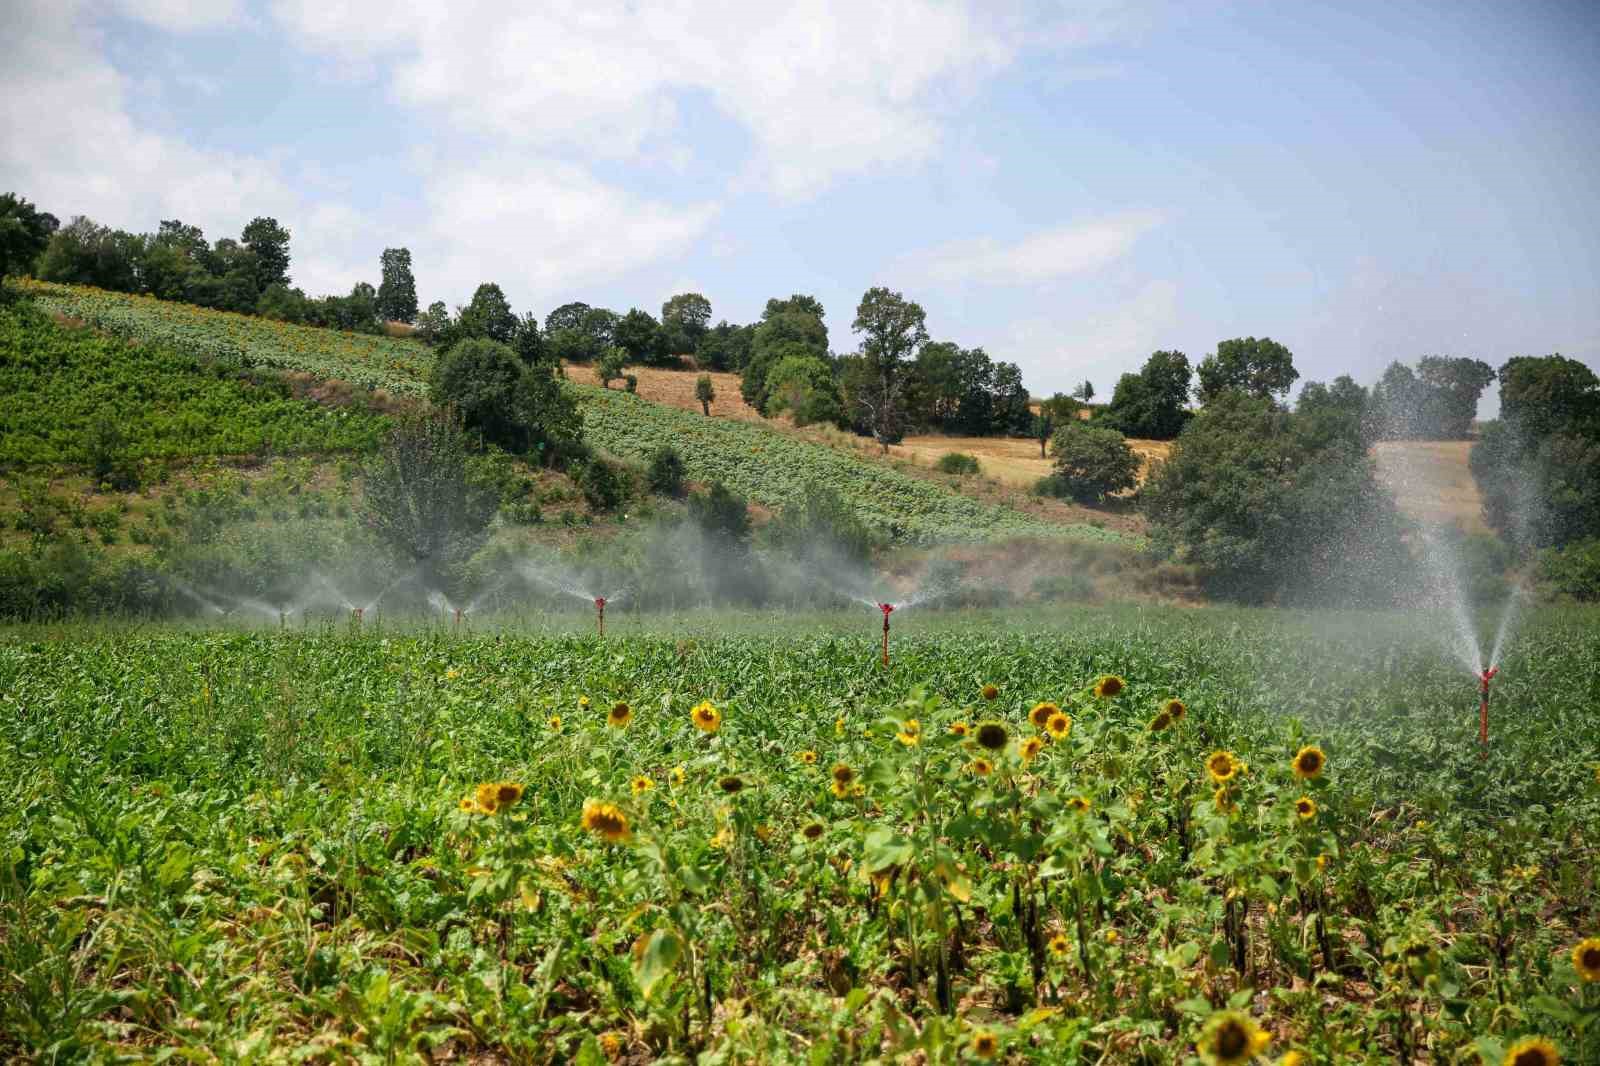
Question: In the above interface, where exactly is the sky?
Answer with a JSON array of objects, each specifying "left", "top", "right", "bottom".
[{"left": 3, "top": 0, "right": 1597, "bottom": 415}]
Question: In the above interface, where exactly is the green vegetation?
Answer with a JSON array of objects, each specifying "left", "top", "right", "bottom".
[
  {"left": 1044, "top": 423, "right": 1140, "bottom": 504},
  {"left": 0, "top": 300, "right": 389, "bottom": 465},
  {"left": 1, "top": 609, "right": 1596, "bottom": 1062},
  {"left": 934, "top": 452, "right": 980, "bottom": 476}
]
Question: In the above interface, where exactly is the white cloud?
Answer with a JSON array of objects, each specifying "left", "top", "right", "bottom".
[
  {"left": 910, "top": 210, "right": 1165, "bottom": 286},
  {"left": 109, "top": 0, "right": 244, "bottom": 32},
  {"left": 1001, "top": 279, "right": 1180, "bottom": 394}
]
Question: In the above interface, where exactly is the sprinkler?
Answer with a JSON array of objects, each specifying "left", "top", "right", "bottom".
[
  {"left": 352, "top": 606, "right": 365, "bottom": 624},
  {"left": 594, "top": 596, "right": 607, "bottom": 637},
  {"left": 1478, "top": 666, "right": 1498, "bottom": 752},
  {"left": 453, "top": 606, "right": 464, "bottom": 628},
  {"left": 878, "top": 602, "right": 895, "bottom": 667}
]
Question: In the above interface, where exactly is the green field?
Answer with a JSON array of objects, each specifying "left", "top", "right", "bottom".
[{"left": 3, "top": 608, "right": 1596, "bottom": 1063}]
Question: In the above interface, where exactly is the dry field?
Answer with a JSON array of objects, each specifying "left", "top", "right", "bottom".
[{"left": 1371, "top": 439, "right": 1486, "bottom": 534}]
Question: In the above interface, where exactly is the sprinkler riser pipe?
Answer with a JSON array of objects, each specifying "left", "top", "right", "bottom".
[{"left": 1478, "top": 666, "right": 1498, "bottom": 750}]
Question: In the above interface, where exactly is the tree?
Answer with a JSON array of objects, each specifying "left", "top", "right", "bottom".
[
  {"left": 695, "top": 373, "right": 716, "bottom": 415},
  {"left": 546, "top": 326, "right": 605, "bottom": 365},
  {"left": 597, "top": 346, "right": 627, "bottom": 389},
  {"left": 1032, "top": 411, "right": 1054, "bottom": 457},
  {"left": 240, "top": 216, "right": 291, "bottom": 291},
  {"left": 1295, "top": 375, "right": 1370, "bottom": 451},
  {"left": 613, "top": 308, "right": 663, "bottom": 365},
  {"left": 360, "top": 407, "right": 501, "bottom": 587},
  {"left": 743, "top": 306, "right": 828, "bottom": 412},
  {"left": 375, "top": 247, "right": 417, "bottom": 323},
  {"left": 764, "top": 294, "right": 825, "bottom": 321},
  {"left": 1496, "top": 355, "right": 1598, "bottom": 440},
  {"left": 0, "top": 193, "right": 57, "bottom": 280},
  {"left": 646, "top": 445, "right": 686, "bottom": 497},
  {"left": 1195, "top": 337, "right": 1298, "bottom": 405},
  {"left": 37, "top": 216, "right": 142, "bottom": 292},
  {"left": 698, "top": 321, "right": 754, "bottom": 371},
  {"left": 1098, "top": 350, "right": 1193, "bottom": 440},
  {"left": 457, "top": 282, "right": 518, "bottom": 344},
  {"left": 689, "top": 481, "right": 751, "bottom": 544},
  {"left": 662, "top": 292, "right": 712, "bottom": 344},
  {"left": 989, "top": 360, "right": 1032, "bottom": 435},
  {"left": 1416, "top": 356, "right": 1494, "bottom": 439},
  {"left": 1074, "top": 380, "right": 1095, "bottom": 402},
  {"left": 544, "top": 302, "right": 591, "bottom": 335},
  {"left": 852, "top": 286, "right": 927, "bottom": 450},
  {"left": 1047, "top": 422, "right": 1139, "bottom": 503},
  {"left": 430, "top": 338, "right": 581, "bottom": 457},
  {"left": 416, "top": 301, "right": 454, "bottom": 347},
  {"left": 512, "top": 312, "right": 544, "bottom": 365},
  {"left": 765, "top": 354, "right": 844, "bottom": 427}
]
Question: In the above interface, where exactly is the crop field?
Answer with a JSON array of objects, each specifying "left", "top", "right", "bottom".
[{"left": 2, "top": 608, "right": 1597, "bottom": 1064}]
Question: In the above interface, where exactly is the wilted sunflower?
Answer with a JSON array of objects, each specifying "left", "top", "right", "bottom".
[
  {"left": 691, "top": 700, "right": 722, "bottom": 733},
  {"left": 1573, "top": 937, "right": 1600, "bottom": 982},
  {"left": 718, "top": 775, "right": 745, "bottom": 795},
  {"left": 547, "top": 714, "right": 562, "bottom": 731},
  {"left": 1294, "top": 796, "right": 1317, "bottom": 821},
  {"left": 495, "top": 782, "right": 525, "bottom": 807},
  {"left": 631, "top": 775, "right": 655, "bottom": 794},
  {"left": 950, "top": 721, "right": 970, "bottom": 736},
  {"left": 1292, "top": 745, "right": 1326, "bottom": 780},
  {"left": 896, "top": 718, "right": 922, "bottom": 746},
  {"left": 1503, "top": 1036, "right": 1561, "bottom": 1066},
  {"left": 607, "top": 701, "right": 632, "bottom": 728},
  {"left": 1046, "top": 711, "right": 1073, "bottom": 740},
  {"left": 1094, "top": 675, "right": 1126, "bottom": 699},
  {"left": 981, "top": 683, "right": 1000, "bottom": 701},
  {"left": 1030, "top": 701, "right": 1060, "bottom": 729},
  {"left": 798, "top": 749, "right": 819, "bottom": 765},
  {"left": 1196, "top": 1010, "right": 1270, "bottom": 1066},
  {"left": 801, "top": 821, "right": 826, "bottom": 841},
  {"left": 1149, "top": 711, "right": 1173, "bottom": 732},
  {"left": 1068, "top": 795, "right": 1091, "bottom": 813},
  {"left": 1165, "top": 697, "right": 1187, "bottom": 722},
  {"left": 975, "top": 721, "right": 1010, "bottom": 751},
  {"left": 580, "top": 799, "right": 630, "bottom": 843},
  {"left": 1021, "top": 736, "right": 1044, "bottom": 764},
  {"left": 1207, "top": 750, "right": 1240, "bottom": 784},
  {"left": 1213, "top": 786, "right": 1236, "bottom": 815},
  {"left": 1048, "top": 933, "right": 1071, "bottom": 957},
  {"left": 599, "top": 1031, "right": 623, "bottom": 1058},
  {"left": 971, "top": 757, "right": 994, "bottom": 776},
  {"left": 971, "top": 1030, "right": 999, "bottom": 1059},
  {"left": 830, "top": 764, "right": 855, "bottom": 797}
]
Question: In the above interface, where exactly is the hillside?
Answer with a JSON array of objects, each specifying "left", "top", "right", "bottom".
[{"left": 1372, "top": 439, "right": 1486, "bottom": 534}]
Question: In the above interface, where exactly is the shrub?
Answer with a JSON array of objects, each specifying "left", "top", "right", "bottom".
[
  {"left": 1538, "top": 537, "right": 1600, "bottom": 601},
  {"left": 576, "top": 457, "right": 628, "bottom": 512},
  {"left": 763, "top": 481, "right": 878, "bottom": 564},
  {"left": 1031, "top": 572, "right": 1095, "bottom": 602},
  {"left": 1047, "top": 423, "right": 1139, "bottom": 503},
  {"left": 646, "top": 445, "right": 686, "bottom": 497},
  {"left": 1033, "top": 474, "right": 1071, "bottom": 499},
  {"left": 83, "top": 409, "right": 129, "bottom": 487},
  {"left": 934, "top": 452, "right": 980, "bottom": 476},
  {"left": 429, "top": 337, "right": 580, "bottom": 459}
]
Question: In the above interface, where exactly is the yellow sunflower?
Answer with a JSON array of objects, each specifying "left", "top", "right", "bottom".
[
  {"left": 971, "top": 1030, "right": 999, "bottom": 1059},
  {"left": 1165, "top": 698, "right": 1187, "bottom": 722},
  {"left": 669, "top": 765, "right": 687, "bottom": 786},
  {"left": 495, "top": 782, "right": 525, "bottom": 807},
  {"left": 475, "top": 782, "right": 501, "bottom": 809},
  {"left": 801, "top": 821, "right": 826, "bottom": 841},
  {"left": 1048, "top": 933, "right": 1071, "bottom": 957},
  {"left": 691, "top": 700, "right": 722, "bottom": 733},
  {"left": 1294, "top": 796, "right": 1317, "bottom": 821},
  {"left": 1046, "top": 712, "right": 1073, "bottom": 740},
  {"left": 1503, "top": 1037, "right": 1560, "bottom": 1066},
  {"left": 1278, "top": 1053, "right": 1307, "bottom": 1066},
  {"left": 631, "top": 775, "right": 655, "bottom": 794},
  {"left": 950, "top": 721, "right": 970, "bottom": 736},
  {"left": 547, "top": 714, "right": 562, "bottom": 731},
  {"left": 1292, "top": 745, "right": 1326, "bottom": 780},
  {"left": 975, "top": 721, "right": 1010, "bottom": 751},
  {"left": 981, "top": 683, "right": 1000, "bottom": 701},
  {"left": 1197, "top": 1010, "right": 1270, "bottom": 1066},
  {"left": 830, "top": 764, "right": 855, "bottom": 798},
  {"left": 457, "top": 796, "right": 476, "bottom": 813},
  {"left": 1021, "top": 735, "right": 1045, "bottom": 764},
  {"left": 835, "top": 716, "right": 845, "bottom": 736},
  {"left": 580, "top": 799, "right": 630, "bottom": 843},
  {"left": 607, "top": 701, "right": 632, "bottom": 728},
  {"left": 578, "top": 695, "right": 590, "bottom": 709},
  {"left": 971, "top": 757, "right": 994, "bottom": 776},
  {"left": 599, "top": 1031, "right": 622, "bottom": 1058},
  {"left": 1094, "top": 675, "right": 1126, "bottom": 699},
  {"left": 1030, "top": 701, "right": 1060, "bottom": 729},
  {"left": 1572, "top": 937, "right": 1600, "bottom": 982},
  {"left": 1149, "top": 711, "right": 1174, "bottom": 732},
  {"left": 1207, "top": 750, "right": 1240, "bottom": 784},
  {"left": 1068, "top": 795, "right": 1091, "bottom": 813},
  {"left": 896, "top": 718, "right": 922, "bottom": 746},
  {"left": 798, "top": 749, "right": 819, "bottom": 765}
]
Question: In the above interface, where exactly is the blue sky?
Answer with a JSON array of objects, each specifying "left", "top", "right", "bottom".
[{"left": 3, "top": 1, "right": 1596, "bottom": 414}]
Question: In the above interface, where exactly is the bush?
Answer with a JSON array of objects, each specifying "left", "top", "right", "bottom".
[
  {"left": 1033, "top": 474, "right": 1071, "bottom": 499},
  {"left": 763, "top": 481, "right": 878, "bottom": 564},
  {"left": 934, "top": 452, "right": 980, "bottom": 475},
  {"left": 646, "top": 445, "right": 686, "bottom": 497},
  {"left": 430, "top": 337, "right": 581, "bottom": 459},
  {"left": 1031, "top": 572, "right": 1095, "bottom": 602},
  {"left": 83, "top": 409, "right": 129, "bottom": 487},
  {"left": 1538, "top": 537, "right": 1600, "bottom": 601},
  {"left": 1047, "top": 422, "right": 1139, "bottom": 503},
  {"left": 576, "top": 457, "right": 628, "bottom": 512}
]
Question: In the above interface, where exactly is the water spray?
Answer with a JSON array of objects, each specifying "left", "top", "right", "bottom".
[
  {"left": 878, "top": 602, "right": 895, "bottom": 667},
  {"left": 595, "top": 596, "right": 607, "bottom": 637},
  {"left": 352, "top": 606, "right": 365, "bottom": 625},
  {"left": 1478, "top": 665, "right": 1498, "bottom": 752}
]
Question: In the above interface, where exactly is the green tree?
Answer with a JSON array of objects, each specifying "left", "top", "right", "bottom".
[
  {"left": 1073, "top": 380, "right": 1095, "bottom": 402},
  {"left": 512, "top": 312, "right": 544, "bottom": 365},
  {"left": 1098, "top": 350, "right": 1192, "bottom": 439},
  {"left": 1295, "top": 375, "right": 1370, "bottom": 451},
  {"left": 1046, "top": 421, "right": 1139, "bottom": 503},
  {"left": 662, "top": 292, "right": 712, "bottom": 345},
  {"left": 1416, "top": 356, "right": 1494, "bottom": 439},
  {"left": 646, "top": 445, "right": 686, "bottom": 497},
  {"left": 743, "top": 304, "right": 828, "bottom": 412},
  {"left": 697, "top": 321, "right": 754, "bottom": 371},
  {"left": 240, "top": 216, "right": 291, "bottom": 291},
  {"left": 544, "top": 302, "right": 591, "bottom": 334},
  {"left": 37, "top": 216, "right": 142, "bottom": 292},
  {"left": 457, "top": 283, "right": 518, "bottom": 344},
  {"left": 852, "top": 286, "right": 926, "bottom": 450},
  {"left": 689, "top": 481, "right": 751, "bottom": 544},
  {"left": 430, "top": 338, "right": 581, "bottom": 457},
  {"left": 0, "top": 193, "right": 57, "bottom": 280},
  {"left": 765, "top": 354, "right": 843, "bottom": 427},
  {"left": 1031, "top": 411, "right": 1054, "bottom": 458},
  {"left": 416, "top": 300, "right": 455, "bottom": 347},
  {"left": 360, "top": 406, "right": 501, "bottom": 587},
  {"left": 1195, "top": 336, "right": 1298, "bottom": 405},
  {"left": 695, "top": 373, "right": 716, "bottom": 415},
  {"left": 614, "top": 308, "right": 663, "bottom": 365},
  {"left": 597, "top": 346, "right": 627, "bottom": 389},
  {"left": 375, "top": 247, "right": 418, "bottom": 323}
]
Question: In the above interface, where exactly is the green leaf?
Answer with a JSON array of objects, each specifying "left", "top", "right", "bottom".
[
  {"left": 862, "top": 826, "right": 913, "bottom": 873},
  {"left": 632, "top": 928, "right": 682, "bottom": 1000}
]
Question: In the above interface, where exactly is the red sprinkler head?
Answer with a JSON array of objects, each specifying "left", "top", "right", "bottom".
[
  {"left": 1479, "top": 666, "right": 1498, "bottom": 693},
  {"left": 353, "top": 606, "right": 364, "bottom": 622},
  {"left": 879, "top": 602, "right": 895, "bottom": 618},
  {"left": 595, "top": 596, "right": 607, "bottom": 610},
  {"left": 1478, "top": 666, "right": 1499, "bottom": 752}
]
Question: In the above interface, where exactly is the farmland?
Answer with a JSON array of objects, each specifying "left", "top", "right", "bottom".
[{"left": 1, "top": 607, "right": 1596, "bottom": 1063}]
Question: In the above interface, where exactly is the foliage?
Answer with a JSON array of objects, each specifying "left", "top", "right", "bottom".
[
  {"left": 694, "top": 373, "right": 716, "bottom": 415},
  {"left": 1368, "top": 357, "right": 1495, "bottom": 440},
  {"left": 597, "top": 346, "right": 627, "bottom": 389},
  {"left": 661, "top": 292, "right": 711, "bottom": 354},
  {"left": 908, "top": 342, "right": 1031, "bottom": 437},
  {"left": 1, "top": 610, "right": 1597, "bottom": 1061},
  {"left": 742, "top": 301, "right": 828, "bottom": 413},
  {"left": 646, "top": 445, "right": 686, "bottom": 497},
  {"left": 1537, "top": 537, "right": 1600, "bottom": 601},
  {"left": 240, "top": 216, "right": 291, "bottom": 292},
  {"left": 1195, "top": 336, "right": 1299, "bottom": 405},
  {"left": 376, "top": 247, "right": 418, "bottom": 324},
  {"left": 614, "top": 308, "right": 664, "bottom": 366},
  {"left": 1294, "top": 375, "right": 1371, "bottom": 451},
  {"left": 851, "top": 286, "right": 926, "bottom": 448},
  {"left": 0, "top": 192, "right": 55, "bottom": 280},
  {"left": 696, "top": 321, "right": 754, "bottom": 372},
  {"left": 575, "top": 456, "right": 629, "bottom": 512},
  {"left": 1048, "top": 422, "right": 1140, "bottom": 504},
  {"left": 1097, "top": 350, "right": 1192, "bottom": 440},
  {"left": 934, "top": 452, "right": 980, "bottom": 475},
  {"left": 457, "top": 283, "right": 518, "bottom": 345},
  {"left": 761, "top": 480, "right": 878, "bottom": 564},
  {"left": 431, "top": 338, "right": 580, "bottom": 458},
  {"left": 764, "top": 354, "right": 844, "bottom": 427}
]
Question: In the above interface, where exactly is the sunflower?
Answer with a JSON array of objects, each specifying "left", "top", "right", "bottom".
[
  {"left": 1292, "top": 745, "right": 1326, "bottom": 780},
  {"left": 1046, "top": 712, "right": 1072, "bottom": 740},
  {"left": 1048, "top": 933, "right": 1071, "bottom": 957},
  {"left": 971, "top": 1030, "right": 999, "bottom": 1059},
  {"left": 835, "top": 716, "right": 845, "bottom": 736},
  {"left": 495, "top": 782, "right": 525, "bottom": 807},
  {"left": 1021, "top": 736, "right": 1044, "bottom": 763},
  {"left": 599, "top": 1031, "right": 622, "bottom": 1058},
  {"left": 669, "top": 765, "right": 687, "bottom": 786},
  {"left": 896, "top": 718, "right": 922, "bottom": 746},
  {"left": 1315, "top": 853, "right": 1329, "bottom": 873},
  {"left": 975, "top": 721, "right": 1010, "bottom": 751},
  {"left": 1165, "top": 697, "right": 1187, "bottom": 722},
  {"left": 1094, "top": 675, "right": 1126, "bottom": 699},
  {"left": 1213, "top": 786, "right": 1236, "bottom": 815},
  {"left": 457, "top": 796, "right": 476, "bottom": 813},
  {"left": 1278, "top": 1053, "right": 1306, "bottom": 1066},
  {"left": 830, "top": 764, "right": 855, "bottom": 798},
  {"left": 1030, "top": 701, "right": 1060, "bottom": 729},
  {"left": 1197, "top": 1010, "right": 1270, "bottom": 1066},
  {"left": 547, "top": 714, "right": 562, "bottom": 731},
  {"left": 981, "top": 683, "right": 1000, "bottom": 701},
  {"left": 971, "top": 757, "right": 994, "bottom": 776},
  {"left": 580, "top": 800, "right": 630, "bottom": 843},
  {"left": 631, "top": 775, "right": 655, "bottom": 794},
  {"left": 801, "top": 820, "right": 826, "bottom": 841},
  {"left": 1503, "top": 1037, "right": 1561, "bottom": 1066},
  {"left": 578, "top": 695, "right": 590, "bottom": 709},
  {"left": 1573, "top": 937, "right": 1600, "bottom": 982},
  {"left": 1149, "top": 712, "right": 1173, "bottom": 732},
  {"left": 1294, "top": 796, "right": 1317, "bottom": 821},
  {"left": 718, "top": 775, "right": 746, "bottom": 794},
  {"left": 1207, "top": 750, "right": 1240, "bottom": 784},
  {"left": 607, "top": 701, "right": 632, "bottom": 728},
  {"left": 798, "top": 749, "right": 819, "bottom": 765},
  {"left": 476, "top": 782, "right": 501, "bottom": 809},
  {"left": 950, "top": 721, "right": 970, "bottom": 736},
  {"left": 1068, "top": 795, "right": 1091, "bottom": 813},
  {"left": 691, "top": 700, "right": 722, "bottom": 733}
]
